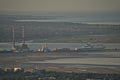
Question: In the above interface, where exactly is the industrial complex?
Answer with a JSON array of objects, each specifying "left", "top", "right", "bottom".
[{"left": 5, "top": 26, "right": 119, "bottom": 53}]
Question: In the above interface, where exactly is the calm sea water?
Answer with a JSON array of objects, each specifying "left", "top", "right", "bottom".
[
  {"left": 0, "top": 43, "right": 120, "bottom": 51},
  {"left": 15, "top": 12, "right": 120, "bottom": 25},
  {"left": 28, "top": 58, "right": 120, "bottom": 66}
]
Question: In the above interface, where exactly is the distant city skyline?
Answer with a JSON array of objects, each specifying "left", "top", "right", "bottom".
[{"left": 0, "top": 0, "right": 120, "bottom": 13}]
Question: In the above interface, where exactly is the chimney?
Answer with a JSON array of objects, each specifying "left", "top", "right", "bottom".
[
  {"left": 22, "top": 26, "right": 25, "bottom": 45},
  {"left": 11, "top": 26, "right": 16, "bottom": 51}
]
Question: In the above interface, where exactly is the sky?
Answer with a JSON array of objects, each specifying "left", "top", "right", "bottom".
[{"left": 0, "top": 0, "right": 120, "bottom": 13}]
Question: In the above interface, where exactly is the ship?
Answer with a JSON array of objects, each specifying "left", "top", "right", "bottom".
[{"left": 75, "top": 43, "right": 105, "bottom": 51}]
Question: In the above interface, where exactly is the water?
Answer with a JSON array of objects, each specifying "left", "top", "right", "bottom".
[
  {"left": 28, "top": 58, "right": 120, "bottom": 66},
  {"left": 14, "top": 12, "right": 120, "bottom": 25},
  {"left": 0, "top": 43, "right": 120, "bottom": 51},
  {"left": 15, "top": 17, "right": 120, "bottom": 25}
]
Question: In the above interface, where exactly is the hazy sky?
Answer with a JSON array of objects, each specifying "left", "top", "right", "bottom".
[{"left": 0, "top": 0, "right": 120, "bottom": 12}]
